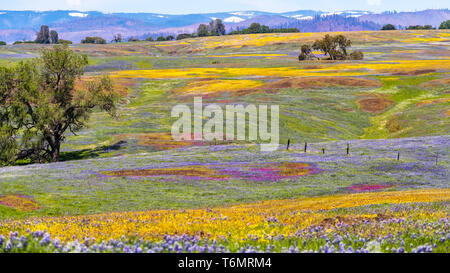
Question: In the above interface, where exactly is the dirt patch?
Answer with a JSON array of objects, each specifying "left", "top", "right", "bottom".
[
  {"left": 175, "top": 77, "right": 382, "bottom": 97},
  {"left": 103, "top": 167, "right": 222, "bottom": 178},
  {"left": 356, "top": 93, "right": 394, "bottom": 114},
  {"left": 102, "top": 162, "right": 321, "bottom": 181},
  {"left": 115, "top": 133, "right": 205, "bottom": 150},
  {"left": 420, "top": 78, "right": 450, "bottom": 88},
  {"left": 392, "top": 69, "right": 436, "bottom": 76},
  {"left": 302, "top": 65, "right": 322, "bottom": 69},
  {"left": 416, "top": 98, "right": 450, "bottom": 107},
  {"left": 386, "top": 115, "right": 403, "bottom": 132},
  {"left": 0, "top": 195, "right": 40, "bottom": 211},
  {"left": 255, "top": 77, "right": 382, "bottom": 91}
]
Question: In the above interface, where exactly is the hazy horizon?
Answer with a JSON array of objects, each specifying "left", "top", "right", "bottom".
[
  {"left": 0, "top": 8, "right": 449, "bottom": 14},
  {"left": 0, "top": 0, "right": 448, "bottom": 15}
]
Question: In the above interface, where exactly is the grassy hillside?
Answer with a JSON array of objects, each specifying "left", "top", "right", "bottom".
[{"left": 0, "top": 30, "right": 449, "bottom": 253}]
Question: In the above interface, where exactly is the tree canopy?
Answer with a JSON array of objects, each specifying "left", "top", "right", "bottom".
[
  {"left": 312, "top": 34, "right": 352, "bottom": 60},
  {"left": 381, "top": 24, "right": 397, "bottom": 30},
  {"left": 0, "top": 45, "right": 120, "bottom": 165},
  {"left": 35, "top": 25, "right": 59, "bottom": 44},
  {"left": 439, "top": 20, "right": 450, "bottom": 29},
  {"left": 299, "top": 34, "right": 362, "bottom": 61},
  {"left": 197, "top": 24, "right": 210, "bottom": 37},
  {"left": 112, "top": 33, "right": 123, "bottom": 43},
  {"left": 197, "top": 19, "right": 226, "bottom": 37},
  {"left": 209, "top": 19, "right": 226, "bottom": 36}
]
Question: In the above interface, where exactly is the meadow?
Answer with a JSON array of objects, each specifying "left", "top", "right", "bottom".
[{"left": 0, "top": 30, "right": 449, "bottom": 253}]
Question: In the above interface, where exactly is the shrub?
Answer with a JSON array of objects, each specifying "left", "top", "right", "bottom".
[
  {"left": 145, "top": 37, "right": 154, "bottom": 42},
  {"left": 156, "top": 36, "right": 166, "bottom": 41},
  {"left": 81, "top": 36, "right": 106, "bottom": 44},
  {"left": 57, "top": 39, "right": 72, "bottom": 44},
  {"left": 0, "top": 41, "right": 6, "bottom": 46},
  {"left": 176, "top": 33, "right": 192, "bottom": 40},
  {"left": 298, "top": 44, "right": 315, "bottom": 61},
  {"left": 349, "top": 51, "right": 364, "bottom": 60}
]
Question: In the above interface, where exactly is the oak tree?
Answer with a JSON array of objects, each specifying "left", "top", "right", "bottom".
[{"left": 0, "top": 45, "right": 120, "bottom": 165}]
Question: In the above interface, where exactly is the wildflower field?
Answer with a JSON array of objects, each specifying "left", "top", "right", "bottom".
[{"left": 0, "top": 30, "right": 449, "bottom": 253}]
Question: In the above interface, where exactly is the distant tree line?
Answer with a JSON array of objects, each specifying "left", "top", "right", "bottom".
[
  {"left": 8, "top": 19, "right": 450, "bottom": 46},
  {"left": 406, "top": 25, "right": 435, "bottom": 30},
  {"left": 106, "top": 19, "right": 450, "bottom": 43},
  {"left": 9, "top": 25, "right": 72, "bottom": 45},
  {"left": 274, "top": 15, "right": 380, "bottom": 32},
  {"left": 381, "top": 20, "right": 450, "bottom": 30},
  {"left": 228, "top": 23, "right": 299, "bottom": 35}
]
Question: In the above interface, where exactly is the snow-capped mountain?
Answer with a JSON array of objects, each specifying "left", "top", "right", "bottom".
[{"left": 0, "top": 9, "right": 448, "bottom": 43}]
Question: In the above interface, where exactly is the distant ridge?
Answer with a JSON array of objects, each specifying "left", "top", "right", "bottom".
[{"left": 0, "top": 9, "right": 448, "bottom": 43}]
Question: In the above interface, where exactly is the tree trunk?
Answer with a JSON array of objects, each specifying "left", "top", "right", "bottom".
[{"left": 51, "top": 141, "right": 60, "bottom": 162}]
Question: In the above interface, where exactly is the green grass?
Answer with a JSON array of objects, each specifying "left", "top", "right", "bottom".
[
  {"left": 363, "top": 75, "right": 449, "bottom": 139},
  {"left": 0, "top": 31, "right": 448, "bottom": 222}
]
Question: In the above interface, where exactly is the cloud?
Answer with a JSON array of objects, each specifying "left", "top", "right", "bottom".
[{"left": 366, "top": 0, "right": 382, "bottom": 6}]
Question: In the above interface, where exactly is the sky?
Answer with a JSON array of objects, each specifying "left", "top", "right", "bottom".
[{"left": 0, "top": 0, "right": 448, "bottom": 14}]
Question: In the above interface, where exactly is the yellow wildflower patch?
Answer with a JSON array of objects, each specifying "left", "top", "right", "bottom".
[
  {"left": 0, "top": 189, "right": 448, "bottom": 242},
  {"left": 177, "top": 79, "right": 265, "bottom": 95},
  {"left": 111, "top": 59, "right": 450, "bottom": 79}
]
